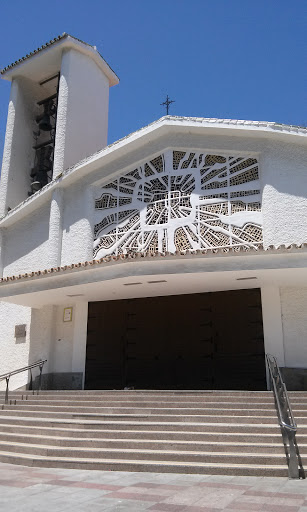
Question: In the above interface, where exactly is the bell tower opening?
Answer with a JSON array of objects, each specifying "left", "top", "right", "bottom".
[{"left": 30, "top": 73, "right": 59, "bottom": 196}]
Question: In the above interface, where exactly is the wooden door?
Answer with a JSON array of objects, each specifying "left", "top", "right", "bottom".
[
  {"left": 212, "top": 289, "right": 266, "bottom": 390},
  {"left": 85, "top": 289, "right": 266, "bottom": 390},
  {"left": 85, "top": 301, "right": 125, "bottom": 389}
]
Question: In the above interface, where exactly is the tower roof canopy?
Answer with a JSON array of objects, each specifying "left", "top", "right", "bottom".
[{"left": 0, "top": 33, "right": 119, "bottom": 86}]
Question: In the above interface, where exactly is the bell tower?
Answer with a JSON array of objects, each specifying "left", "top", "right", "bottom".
[{"left": 0, "top": 34, "right": 119, "bottom": 216}]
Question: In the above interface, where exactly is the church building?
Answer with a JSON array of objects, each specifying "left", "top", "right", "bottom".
[{"left": 0, "top": 34, "right": 307, "bottom": 392}]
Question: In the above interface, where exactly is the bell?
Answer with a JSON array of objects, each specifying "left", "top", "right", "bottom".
[{"left": 38, "top": 113, "right": 52, "bottom": 131}]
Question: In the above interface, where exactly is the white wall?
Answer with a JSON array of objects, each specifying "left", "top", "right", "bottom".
[
  {"left": 280, "top": 287, "right": 307, "bottom": 368},
  {"left": 61, "top": 182, "right": 94, "bottom": 266},
  {"left": 261, "top": 142, "right": 307, "bottom": 247},
  {"left": 261, "top": 286, "right": 284, "bottom": 366},
  {"left": 71, "top": 301, "right": 88, "bottom": 387},
  {"left": 0, "top": 300, "right": 88, "bottom": 391},
  {"left": 47, "top": 302, "right": 87, "bottom": 379},
  {"left": 0, "top": 301, "right": 32, "bottom": 390},
  {"left": 3, "top": 202, "right": 51, "bottom": 277},
  {"left": 53, "top": 48, "right": 110, "bottom": 177},
  {"left": 29, "top": 305, "right": 55, "bottom": 374}
]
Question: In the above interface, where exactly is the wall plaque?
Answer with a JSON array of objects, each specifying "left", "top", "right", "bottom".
[
  {"left": 15, "top": 324, "right": 26, "bottom": 338},
  {"left": 63, "top": 307, "right": 73, "bottom": 323}
]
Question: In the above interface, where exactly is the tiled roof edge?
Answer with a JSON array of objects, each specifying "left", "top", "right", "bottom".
[
  {"left": 0, "top": 33, "right": 118, "bottom": 80},
  {"left": 1, "top": 34, "right": 68, "bottom": 74},
  {"left": 1, "top": 243, "right": 307, "bottom": 284},
  {"left": 165, "top": 115, "right": 307, "bottom": 133}
]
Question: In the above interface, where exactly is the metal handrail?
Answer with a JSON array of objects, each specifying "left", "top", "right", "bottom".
[
  {"left": 0, "top": 359, "right": 47, "bottom": 405},
  {"left": 266, "top": 353, "right": 305, "bottom": 479}
]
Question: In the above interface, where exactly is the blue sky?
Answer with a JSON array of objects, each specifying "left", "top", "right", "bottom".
[{"left": 0, "top": 0, "right": 306, "bottom": 160}]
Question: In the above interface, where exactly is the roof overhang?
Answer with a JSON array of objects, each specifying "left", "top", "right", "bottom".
[
  {"left": 1, "top": 33, "right": 119, "bottom": 87},
  {"left": 1, "top": 246, "right": 307, "bottom": 308}
]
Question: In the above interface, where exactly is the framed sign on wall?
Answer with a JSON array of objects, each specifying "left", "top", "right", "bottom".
[{"left": 63, "top": 307, "right": 73, "bottom": 323}]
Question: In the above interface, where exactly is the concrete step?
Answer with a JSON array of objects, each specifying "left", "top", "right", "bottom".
[
  {"left": 291, "top": 408, "right": 307, "bottom": 414},
  {"left": 0, "top": 415, "right": 283, "bottom": 432},
  {"left": 1, "top": 404, "right": 279, "bottom": 416},
  {"left": 0, "top": 389, "right": 296, "bottom": 477},
  {"left": 0, "top": 451, "right": 289, "bottom": 477},
  {"left": 0, "top": 408, "right": 279, "bottom": 423},
  {"left": 0, "top": 389, "right": 278, "bottom": 398},
  {"left": 0, "top": 391, "right": 278, "bottom": 400},
  {"left": 8, "top": 399, "right": 277, "bottom": 408},
  {"left": 0, "top": 423, "right": 284, "bottom": 442},
  {"left": 2, "top": 393, "right": 277, "bottom": 401},
  {"left": 0, "top": 432, "right": 286, "bottom": 453},
  {"left": 0, "top": 440, "right": 287, "bottom": 465}
]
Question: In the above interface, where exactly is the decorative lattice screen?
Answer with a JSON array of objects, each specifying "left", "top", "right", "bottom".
[{"left": 93, "top": 150, "right": 262, "bottom": 258}]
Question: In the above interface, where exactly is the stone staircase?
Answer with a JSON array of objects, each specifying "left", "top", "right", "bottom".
[{"left": 0, "top": 390, "right": 306, "bottom": 476}]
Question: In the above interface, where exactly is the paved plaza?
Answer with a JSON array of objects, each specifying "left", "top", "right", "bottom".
[{"left": 0, "top": 462, "right": 306, "bottom": 511}]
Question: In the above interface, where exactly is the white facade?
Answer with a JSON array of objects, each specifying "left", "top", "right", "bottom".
[{"left": 0, "top": 36, "right": 307, "bottom": 390}]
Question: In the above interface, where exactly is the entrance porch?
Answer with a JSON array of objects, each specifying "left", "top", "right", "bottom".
[{"left": 1, "top": 246, "right": 306, "bottom": 391}]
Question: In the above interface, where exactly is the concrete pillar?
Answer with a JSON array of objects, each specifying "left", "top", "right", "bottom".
[
  {"left": 84, "top": 186, "right": 95, "bottom": 262},
  {"left": 0, "top": 77, "right": 41, "bottom": 216},
  {"left": 48, "top": 188, "right": 63, "bottom": 267},
  {"left": 0, "top": 80, "right": 19, "bottom": 217},
  {"left": 52, "top": 56, "right": 68, "bottom": 178},
  {"left": 71, "top": 301, "right": 88, "bottom": 389},
  {"left": 261, "top": 286, "right": 285, "bottom": 366}
]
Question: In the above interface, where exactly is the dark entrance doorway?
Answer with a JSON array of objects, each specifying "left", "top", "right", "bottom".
[{"left": 85, "top": 289, "right": 266, "bottom": 390}]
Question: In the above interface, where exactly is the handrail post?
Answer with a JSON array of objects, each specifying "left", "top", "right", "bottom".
[
  {"left": 29, "top": 369, "right": 33, "bottom": 393},
  {"left": 0, "top": 359, "right": 47, "bottom": 404},
  {"left": 288, "top": 430, "right": 300, "bottom": 479},
  {"left": 5, "top": 376, "right": 10, "bottom": 405},
  {"left": 38, "top": 363, "right": 43, "bottom": 394}
]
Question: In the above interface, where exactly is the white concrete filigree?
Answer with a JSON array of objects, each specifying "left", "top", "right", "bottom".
[{"left": 93, "top": 150, "right": 262, "bottom": 257}]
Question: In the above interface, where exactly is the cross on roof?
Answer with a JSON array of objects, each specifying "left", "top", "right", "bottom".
[{"left": 160, "top": 95, "right": 175, "bottom": 115}]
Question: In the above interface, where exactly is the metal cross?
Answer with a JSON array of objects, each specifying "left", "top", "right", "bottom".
[{"left": 160, "top": 95, "right": 175, "bottom": 115}]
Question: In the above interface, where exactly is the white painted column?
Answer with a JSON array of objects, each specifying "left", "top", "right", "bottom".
[
  {"left": 0, "top": 229, "right": 3, "bottom": 278},
  {"left": 48, "top": 188, "right": 63, "bottom": 267},
  {"left": 52, "top": 53, "right": 69, "bottom": 178},
  {"left": 84, "top": 186, "right": 95, "bottom": 262},
  {"left": 0, "top": 77, "right": 41, "bottom": 215},
  {"left": 261, "top": 286, "right": 285, "bottom": 366},
  {"left": 0, "top": 80, "right": 18, "bottom": 217},
  {"left": 71, "top": 301, "right": 88, "bottom": 389}
]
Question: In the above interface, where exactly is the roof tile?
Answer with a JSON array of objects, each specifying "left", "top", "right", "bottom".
[{"left": 1, "top": 243, "right": 307, "bottom": 285}]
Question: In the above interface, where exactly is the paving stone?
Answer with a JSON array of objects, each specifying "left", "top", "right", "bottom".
[{"left": 1, "top": 462, "right": 307, "bottom": 511}]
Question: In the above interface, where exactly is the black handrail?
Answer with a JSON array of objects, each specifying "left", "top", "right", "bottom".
[
  {"left": 266, "top": 354, "right": 305, "bottom": 479},
  {"left": 0, "top": 359, "right": 47, "bottom": 405}
]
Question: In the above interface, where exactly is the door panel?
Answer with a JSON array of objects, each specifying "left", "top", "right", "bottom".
[
  {"left": 85, "top": 289, "right": 266, "bottom": 390},
  {"left": 85, "top": 301, "right": 125, "bottom": 389}
]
